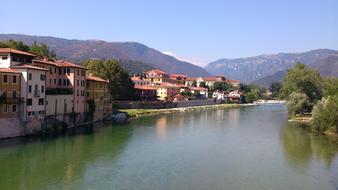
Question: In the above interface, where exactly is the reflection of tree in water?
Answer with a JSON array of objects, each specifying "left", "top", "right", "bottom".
[
  {"left": 0, "top": 125, "right": 132, "bottom": 190},
  {"left": 281, "top": 122, "right": 338, "bottom": 169}
]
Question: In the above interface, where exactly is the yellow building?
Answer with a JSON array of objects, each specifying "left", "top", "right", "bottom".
[
  {"left": 156, "top": 83, "right": 180, "bottom": 101},
  {"left": 0, "top": 68, "right": 22, "bottom": 118},
  {"left": 86, "top": 75, "right": 111, "bottom": 121},
  {"left": 144, "top": 69, "right": 172, "bottom": 85}
]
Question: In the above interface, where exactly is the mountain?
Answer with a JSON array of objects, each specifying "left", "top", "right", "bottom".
[
  {"left": 252, "top": 71, "right": 286, "bottom": 87},
  {"left": 0, "top": 34, "right": 210, "bottom": 77},
  {"left": 206, "top": 49, "right": 338, "bottom": 83},
  {"left": 252, "top": 54, "right": 338, "bottom": 87}
]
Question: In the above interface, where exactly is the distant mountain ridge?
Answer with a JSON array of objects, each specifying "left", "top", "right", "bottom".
[
  {"left": 0, "top": 34, "right": 210, "bottom": 77},
  {"left": 206, "top": 49, "right": 338, "bottom": 84}
]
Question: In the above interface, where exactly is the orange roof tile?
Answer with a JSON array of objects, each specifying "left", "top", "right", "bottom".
[
  {"left": 86, "top": 75, "right": 108, "bottom": 83},
  {"left": 33, "top": 59, "right": 59, "bottom": 67},
  {"left": 134, "top": 85, "right": 158, "bottom": 90},
  {"left": 0, "top": 48, "right": 36, "bottom": 57},
  {"left": 0, "top": 68, "right": 21, "bottom": 74},
  {"left": 145, "top": 69, "right": 167, "bottom": 75},
  {"left": 11, "top": 64, "right": 48, "bottom": 71},
  {"left": 55, "top": 60, "right": 86, "bottom": 69}
]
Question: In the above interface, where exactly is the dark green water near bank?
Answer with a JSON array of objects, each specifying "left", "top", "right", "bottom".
[{"left": 0, "top": 105, "right": 337, "bottom": 190}]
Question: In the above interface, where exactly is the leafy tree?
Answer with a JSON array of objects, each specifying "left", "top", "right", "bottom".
[
  {"left": 280, "top": 63, "right": 323, "bottom": 102},
  {"left": 311, "top": 95, "right": 338, "bottom": 134},
  {"left": 286, "top": 92, "right": 309, "bottom": 116},
  {"left": 192, "top": 80, "right": 197, "bottom": 87},
  {"left": 30, "top": 41, "right": 56, "bottom": 60},
  {"left": 269, "top": 82, "right": 283, "bottom": 97},
  {"left": 322, "top": 77, "right": 338, "bottom": 97},
  {"left": 0, "top": 39, "right": 30, "bottom": 51},
  {"left": 199, "top": 81, "right": 207, "bottom": 88},
  {"left": 213, "top": 82, "right": 229, "bottom": 91},
  {"left": 245, "top": 88, "right": 261, "bottom": 102},
  {"left": 84, "top": 59, "right": 137, "bottom": 100}
]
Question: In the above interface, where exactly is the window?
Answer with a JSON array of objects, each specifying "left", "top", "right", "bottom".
[
  {"left": 13, "top": 90, "right": 16, "bottom": 99},
  {"left": 59, "top": 79, "right": 62, "bottom": 85},
  {"left": 3, "top": 105, "right": 9, "bottom": 113},
  {"left": 3, "top": 75, "right": 8, "bottom": 83},
  {"left": 77, "top": 69, "right": 79, "bottom": 76},
  {"left": 77, "top": 80, "right": 79, "bottom": 86},
  {"left": 41, "top": 86, "right": 45, "bottom": 93},
  {"left": 54, "top": 68, "right": 57, "bottom": 73},
  {"left": 38, "top": 98, "right": 44, "bottom": 105},
  {"left": 39, "top": 110, "right": 44, "bottom": 115},
  {"left": 40, "top": 74, "right": 45, "bottom": 81},
  {"left": 13, "top": 75, "right": 17, "bottom": 84},
  {"left": 27, "top": 99, "right": 32, "bottom": 106},
  {"left": 28, "top": 73, "right": 32, "bottom": 80},
  {"left": 77, "top": 90, "right": 79, "bottom": 96},
  {"left": 67, "top": 79, "right": 70, "bottom": 86},
  {"left": 28, "top": 111, "right": 32, "bottom": 116},
  {"left": 1, "top": 56, "right": 8, "bottom": 60},
  {"left": 50, "top": 78, "right": 52, "bottom": 84},
  {"left": 28, "top": 85, "right": 32, "bottom": 93},
  {"left": 63, "top": 79, "right": 67, "bottom": 86},
  {"left": 12, "top": 105, "right": 17, "bottom": 112},
  {"left": 54, "top": 79, "right": 56, "bottom": 84},
  {"left": 59, "top": 69, "right": 62, "bottom": 75}
]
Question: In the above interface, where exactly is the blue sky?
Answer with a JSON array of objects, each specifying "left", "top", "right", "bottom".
[{"left": 1, "top": 0, "right": 338, "bottom": 66}]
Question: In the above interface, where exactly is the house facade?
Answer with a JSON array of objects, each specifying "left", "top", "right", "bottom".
[
  {"left": 131, "top": 76, "right": 151, "bottom": 86},
  {"left": 86, "top": 75, "right": 111, "bottom": 121},
  {"left": 156, "top": 83, "right": 180, "bottom": 101},
  {"left": 144, "top": 69, "right": 172, "bottom": 85}
]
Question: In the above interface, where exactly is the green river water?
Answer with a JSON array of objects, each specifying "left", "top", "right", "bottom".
[{"left": 0, "top": 105, "right": 337, "bottom": 190}]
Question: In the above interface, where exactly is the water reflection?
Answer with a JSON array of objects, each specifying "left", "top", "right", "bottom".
[
  {"left": 0, "top": 125, "right": 132, "bottom": 190},
  {"left": 281, "top": 122, "right": 338, "bottom": 168}
]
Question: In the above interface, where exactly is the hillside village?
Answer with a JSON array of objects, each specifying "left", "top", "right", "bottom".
[{"left": 0, "top": 48, "right": 244, "bottom": 139}]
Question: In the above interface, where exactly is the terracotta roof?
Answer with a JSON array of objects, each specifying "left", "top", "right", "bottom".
[
  {"left": 186, "top": 77, "right": 197, "bottom": 81},
  {"left": 0, "top": 68, "right": 21, "bottom": 74},
  {"left": 203, "top": 76, "right": 226, "bottom": 82},
  {"left": 0, "top": 48, "right": 36, "bottom": 57},
  {"left": 227, "top": 79, "right": 240, "bottom": 83},
  {"left": 134, "top": 85, "right": 157, "bottom": 90},
  {"left": 170, "top": 73, "right": 187, "bottom": 78},
  {"left": 145, "top": 69, "right": 167, "bottom": 75},
  {"left": 86, "top": 75, "right": 108, "bottom": 83},
  {"left": 33, "top": 59, "right": 59, "bottom": 67},
  {"left": 157, "top": 82, "right": 180, "bottom": 88},
  {"left": 11, "top": 64, "right": 48, "bottom": 71},
  {"left": 55, "top": 60, "right": 86, "bottom": 69}
]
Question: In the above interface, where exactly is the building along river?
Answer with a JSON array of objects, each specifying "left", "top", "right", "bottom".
[{"left": 0, "top": 104, "right": 337, "bottom": 190}]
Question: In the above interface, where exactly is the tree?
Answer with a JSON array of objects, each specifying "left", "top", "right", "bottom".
[
  {"left": 245, "top": 88, "right": 260, "bottom": 102},
  {"left": 192, "top": 80, "right": 197, "bottom": 87},
  {"left": 269, "top": 82, "right": 283, "bottom": 97},
  {"left": 286, "top": 92, "right": 309, "bottom": 116},
  {"left": 311, "top": 95, "right": 338, "bottom": 134},
  {"left": 30, "top": 41, "right": 56, "bottom": 60},
  {"left": 280, "top": 63, "right": 323, "bottom": 102},
  {"left": 84, "top": 59, "right": 136, "bottom": 100},
  {"left": 0, "top": 39, "right": 30, "bottom": 51},
  {"left": 322, "top": 77, "right": 338, "bottom": 97},
  {"left": 213, "top": 82, "right": 229, "bottom": 91},
  {"left": 199, "top": 81, "right": 207, "bottom": 88}
]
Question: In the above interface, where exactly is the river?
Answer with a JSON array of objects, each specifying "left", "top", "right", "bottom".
[{"left": 0, "top": 105, "right": 337, "bottom": 190}]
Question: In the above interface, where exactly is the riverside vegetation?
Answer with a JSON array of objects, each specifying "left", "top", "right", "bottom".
[{"left": 281, "top": 63, "right": 338, "bottom": 135}]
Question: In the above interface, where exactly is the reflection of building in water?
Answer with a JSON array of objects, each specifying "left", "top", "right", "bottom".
[
  {"left": 156, "top": 116, "right": 168, "bottom": 140},
  {"left": 227, "top": 109, "right": 240, "bottom": 127}
]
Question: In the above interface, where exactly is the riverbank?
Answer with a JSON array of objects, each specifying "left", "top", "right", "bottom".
[
  {"left": 120, "top": 103, "right": 256, "bottom": 118},
  {"left": 289, "top": 115, "right": 338, "bottom": 138}
]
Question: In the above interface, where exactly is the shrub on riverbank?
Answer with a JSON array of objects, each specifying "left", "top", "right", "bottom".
[
  {"left": 311, "top": 95, "right": 338, "bottom": 134},
  {"left": 286, "top": 92, "right": 309, "bottom": 117}
]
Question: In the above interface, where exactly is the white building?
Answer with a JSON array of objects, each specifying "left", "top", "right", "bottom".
[{"left": 12, "top": 65, "right": 47, "bottom": 122}]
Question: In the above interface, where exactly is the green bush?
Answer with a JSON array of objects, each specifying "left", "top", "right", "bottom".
[
  {"left": 286, "top": 92, "right": 309, "bottom": 116},
  {"left": 311, "top": 95, "right": 338, "bottom": 134}
]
